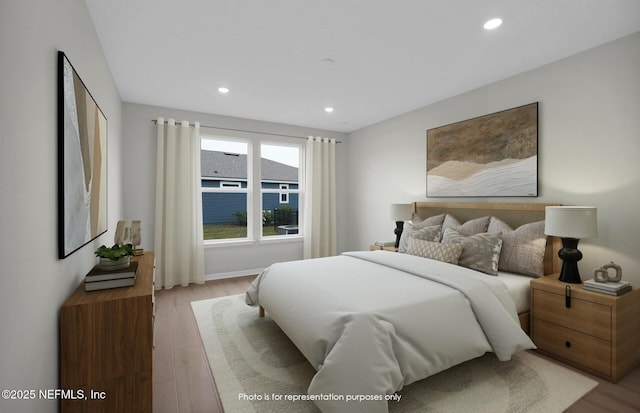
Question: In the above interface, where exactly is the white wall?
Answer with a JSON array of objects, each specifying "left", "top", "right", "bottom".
[
  {"left": 0, "top": 1, "right": 123, "bottom": 412},
  {"left": 346, "top": 32, "right": 640, "bottom": 287},
  {"left": 122, "top": 102, "right": 348, "bottom": 278}
]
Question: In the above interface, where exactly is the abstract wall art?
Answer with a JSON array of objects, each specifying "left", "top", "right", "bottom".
[
  {"left": 426, "top": 102, "right": 538, "bottom": 197},
  {"left": 58, "top": 51, "right": 108, "bottom": 258}
]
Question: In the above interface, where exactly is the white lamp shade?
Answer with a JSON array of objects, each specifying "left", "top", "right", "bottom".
[
  {"left": 544, "top": 206, "right": 598, "bottom": 239},
  {"left": 390, "top": 203, "right": 412, "bottom": 221}
]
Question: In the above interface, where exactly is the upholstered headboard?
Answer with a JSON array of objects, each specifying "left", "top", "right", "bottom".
[{"left": 412, "top": 202, "right": 562, "bottom": 275}]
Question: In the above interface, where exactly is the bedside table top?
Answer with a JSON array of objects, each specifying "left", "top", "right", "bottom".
[
  {"left": 531, "top": 274, "right": 639, "bottom": 306},
  {"left": 369, "top": 244, "right": 399, "bottom": 252}
]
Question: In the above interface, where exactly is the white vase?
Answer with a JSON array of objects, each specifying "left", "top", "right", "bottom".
[{"left": 98, "top": 256, "right": 131, "bottom": 271}]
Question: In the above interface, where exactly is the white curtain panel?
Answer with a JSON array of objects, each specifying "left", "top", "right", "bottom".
[
  {"left": 154, "top": 118, "right": 205, "bottom": 289},
  {"left": 303, "top": 136, "right": 337, "bottom": 259}
]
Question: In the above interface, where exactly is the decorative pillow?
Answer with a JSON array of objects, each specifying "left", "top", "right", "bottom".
[
  {"left": 441, "top": 214, "right": 490, "bottom": 237},
  {"left": 442, "top": 228, "right": 503, "bottom": 275},
  {"left": 406, "top": 238, "right": 464, "bottom": 265},
  {"left": 487, "top": 217, "right": 546, "bottom": 277},
  {"left": 398, "top": 224, "right": 441, "bottom": 253},
  {"left": 410, "top": 213, "right": 445, "bottom": 227}
]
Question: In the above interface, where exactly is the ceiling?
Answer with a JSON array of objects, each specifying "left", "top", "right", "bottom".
[{"left": 84, "top": 0, "right": 640, "bottom": 133}]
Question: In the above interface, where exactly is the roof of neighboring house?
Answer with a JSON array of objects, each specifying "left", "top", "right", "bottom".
[{"left": 201, "top": 150, "right": 298, "bottom": 182}]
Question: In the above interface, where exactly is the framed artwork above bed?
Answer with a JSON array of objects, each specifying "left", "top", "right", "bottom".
[{"left": 426, "top": 102, "right": 538, "bottom": 197}]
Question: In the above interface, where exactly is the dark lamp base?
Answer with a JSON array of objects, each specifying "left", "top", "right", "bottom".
[
  {"left": 557, "top": 238, "right": 583, "bottom": 284},
  {"left": 394, "top": 221, "right": 405, "bottom": 249}
]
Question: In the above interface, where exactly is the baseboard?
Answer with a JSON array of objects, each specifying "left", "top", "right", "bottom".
[{"left": 205, "top": 268, "right": 264, "bottom": 281}]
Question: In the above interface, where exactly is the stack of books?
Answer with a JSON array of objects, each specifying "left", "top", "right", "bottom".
[
  {"left": 583, "top": 278, "right": 632, "bottom": 296},
  {"left": 85, "top": 262, "right": 138, "bottom": 291},
  {"left": 374, "top": 241, "right": 395, "bottom": 247}
]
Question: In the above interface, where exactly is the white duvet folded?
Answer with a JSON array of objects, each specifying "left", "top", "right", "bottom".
[{"left": 246, "top": 251, "right": 535, "bottom": 413}]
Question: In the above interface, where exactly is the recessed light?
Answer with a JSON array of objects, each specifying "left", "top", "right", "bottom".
[
  {"left": 218, "top": 87, "right": 230, "bottom": 94},
  {"left": 484, "top": 18, "right": 502, "bottom": 30},
  {"left": 324, "top": 107, "right": 334, "bottom": 113}
]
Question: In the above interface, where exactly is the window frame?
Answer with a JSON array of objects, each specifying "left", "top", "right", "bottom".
[
  {"left": 259, "top": 142, "right": 302, "bottom": 240},
  {"left": 201, "top": 137, "right": 252, "bottom": 244},
  {"left": 201, "top": 135, "right": 304, "bottom": 246}
]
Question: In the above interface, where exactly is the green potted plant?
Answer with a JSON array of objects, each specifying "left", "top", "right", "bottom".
[{"left": 95, "top": 244, "right": 135, "bottom": 271}]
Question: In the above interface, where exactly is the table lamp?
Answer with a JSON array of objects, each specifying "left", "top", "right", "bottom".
[
  {"left": 544, "top": 206, "right": 598, "bottom": 283},
  {"left": 390, "top": 203, "right": 412, "bottom": 248}
]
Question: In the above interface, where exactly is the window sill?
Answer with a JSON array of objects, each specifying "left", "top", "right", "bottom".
[
  {"left": 204, "top": 239, "right": 256, "bottom": 248},
  {"left": 203, "top": 235, "right": 303, "bottom": 248},
  {"left": 258, "top": 235, "right": 304, "bottom": 245}
]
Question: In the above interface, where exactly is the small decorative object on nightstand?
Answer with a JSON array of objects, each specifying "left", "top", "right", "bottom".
[
  {"left": 586, "top": 261, "right": 628, "bottom": 295},
  {"left": 390, "top": 203, "right": 412, "bottom": 249},
  {"left": 544, "top": 206, "right": 598, "bottom": 283},
  {"left": 593, "top": 261, "right": 622, "bottom": 283},
  {"left": 530, "top": 275, "right": 640, "bottom": 382}
]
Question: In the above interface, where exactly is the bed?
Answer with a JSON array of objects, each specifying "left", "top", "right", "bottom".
[{"left": 246, "top": 202, "right": 561, "bottom": 413}]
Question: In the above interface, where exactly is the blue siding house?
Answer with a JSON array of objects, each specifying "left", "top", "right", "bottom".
[{"left": 201, "top": 151, "right": 299, "bottom": 225}]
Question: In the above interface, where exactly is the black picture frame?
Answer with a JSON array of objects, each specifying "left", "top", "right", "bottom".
[{"left": 58, "top": 51, "right": 108, "bottom": 258}]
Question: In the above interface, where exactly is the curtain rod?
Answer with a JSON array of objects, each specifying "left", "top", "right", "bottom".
[{"left": 151, "top": 119, "right": 342, "bottom": 143}]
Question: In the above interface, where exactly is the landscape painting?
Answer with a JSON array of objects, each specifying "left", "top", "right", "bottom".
[
  {"left": 58, "top": 51, "right": 108, "bottom": 258},
  {"left": 426, "top": 102, "right": 538, "bottom": 197}
]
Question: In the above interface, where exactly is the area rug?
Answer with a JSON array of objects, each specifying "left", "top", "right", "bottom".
[{"left": 192, "top": 294, "right": 598, "bottom": 413}]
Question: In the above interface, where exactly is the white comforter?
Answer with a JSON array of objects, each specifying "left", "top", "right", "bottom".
[{"left": 246, "top": 251, "right": 535, "bottom": 413}]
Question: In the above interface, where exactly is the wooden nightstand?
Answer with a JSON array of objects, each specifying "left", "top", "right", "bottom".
[
  {"left": 530, "top": 275, "right": 640, "bottom": 382},
  {"left": 369, "top": 244, "right": 398, "bottom": 252}
]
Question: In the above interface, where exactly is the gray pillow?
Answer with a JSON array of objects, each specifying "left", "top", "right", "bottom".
[
  {"left": 441, "top": 214, "right": 490, "bottom": 237},
  {"left": 397, "top": 213, "right": 444, "bottom": 253},
  {"left": 487, "top": 217, "right": 546, "bottom": 277},
  {"left": 410, "top": 213, "right": 445, "bottom": 227},
  {"left": 398, "top": 224, "right": 441, "bottom": 253},
  {"left": 442, "top": 227, "right": 503, "bottom": 275}
]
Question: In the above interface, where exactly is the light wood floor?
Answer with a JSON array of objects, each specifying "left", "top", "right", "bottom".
[{"left": 153, "top": 276, "right": 640, "bottom": 413}]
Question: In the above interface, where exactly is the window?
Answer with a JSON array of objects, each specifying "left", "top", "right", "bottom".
[
  {"left": 261, "top": 144, "right": 300, "bottom": 237},
  {"left": 221, "top": 181, "right": 242, "bottom": 188},
  {"left": 201, "top": 138, "right": 249, "bottom": 241},
  {"left": 279, "top": 184, "right": 289, "bottom": 204},
  {"left": 201, "top": 137, "right": 302, "bottom": 242}
]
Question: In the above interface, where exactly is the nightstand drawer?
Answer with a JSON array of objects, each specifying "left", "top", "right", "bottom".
[
  {"left": 533, "top": 318, "right": 611, "bottom": 376},
  {"left": 532, "top": 288, "right": 611, "bottom": 340}
]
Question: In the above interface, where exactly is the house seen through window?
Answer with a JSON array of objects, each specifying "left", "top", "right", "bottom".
[{"left": 201, "top": 137, "right": 301, "bottom": 241}]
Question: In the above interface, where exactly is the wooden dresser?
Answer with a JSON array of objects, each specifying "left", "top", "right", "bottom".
[
  {"left": 60, "top": 252, "right": 155, "bottom": 412},
  {"left": 530, "top": 275, "right": 640, "bottom": 382}
]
